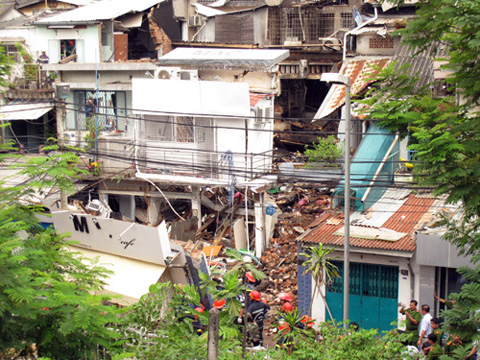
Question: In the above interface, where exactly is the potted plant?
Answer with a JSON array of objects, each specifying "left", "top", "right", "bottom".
[{"left": 278, "top": 136, "right": 344, "bottom": 181}]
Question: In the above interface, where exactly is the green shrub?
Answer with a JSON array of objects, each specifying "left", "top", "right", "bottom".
[{"left": 304, "top": 135, "right": 343, "bottom": 166}]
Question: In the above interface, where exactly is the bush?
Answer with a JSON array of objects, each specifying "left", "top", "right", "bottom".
[{"left": 304, "top": 135, "right": 343, "bottom": 166}]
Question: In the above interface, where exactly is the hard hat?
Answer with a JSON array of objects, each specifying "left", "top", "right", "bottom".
[
  {"left": 250, "top": 290, "right": 261, "bottom": 301},
  {"left": 213, "top": 299, "right": 225, "bottom": 309},
  {"left": 194, "top": 307, "right": 204, "bottom": 314},
  {"left": 279, "top": 293, "right": 292, "bottom": 302},
  {"left": 279, "top": 322, "right": 290, "bottom": 331},
  {"left": 282, "top": 302, "right": 293, "bottom": 312},
  {"left": 301, "top": 315, "right": 314, "bottom": 328},
  {"left": 245, "top": 271, "right": 255, "bottom": 283}
]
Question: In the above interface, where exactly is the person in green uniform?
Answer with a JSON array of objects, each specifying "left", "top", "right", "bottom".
[
  {"left": 434, "top": 291, "right": 456, "bottom": 309},
  {"left": 430, "top": 318, "right": 444, "bottom": 346},
  {"left": 399, "top": 300, "right": 422, "bottom": 345},
  {"left": 426, "top": 333, "right": 443, "bottom": 360},
  {"left": 444, "top": 334, "right": 463, "bottom": 357}
]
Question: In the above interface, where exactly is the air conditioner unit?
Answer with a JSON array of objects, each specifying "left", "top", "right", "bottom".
[
  {"left": 254, "top": 107, "right": 272, "bottom": 124},
  {"left": 154, "top": 67, "right": 199, "bottom": 81},
  {"left": 155, "top": 67, "right": 181, "bottom": 79},
  {"left": 319, "top": 37, "right": 342, "bottom": 51},
  {"left": 188, "top": 15, "right": 205, "bottom": 28},
  {"left": 63, "top": 131, "right": 79, "bottom": 147}
]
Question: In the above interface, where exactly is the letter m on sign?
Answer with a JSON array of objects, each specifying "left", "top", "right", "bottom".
[{"left": 72, "top": 215, "right": 89, "bottom": 233}]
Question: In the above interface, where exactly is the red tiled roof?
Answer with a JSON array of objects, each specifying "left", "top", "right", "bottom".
[
  {"left": 314, "top": 57, "right": 391, "bottom": 119},
  {"left": 299, "top": 194, "right": 436, "bottom": 253}
]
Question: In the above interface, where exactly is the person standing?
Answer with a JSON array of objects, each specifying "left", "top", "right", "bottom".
[
  {"left": 430, "top": 318, "right": 443, "bottom": 347},
  {"left": 399, "top": 300, "right": 422, "bottom": 345},
  {"left": 36, "top": 51, "right": 49, "bottom": 64},
  {"left": 247, "top": 290, "right": 270, "bottom": 347},
  {"left": 417, "top": 304, "right": 433, "bottom": 348}
]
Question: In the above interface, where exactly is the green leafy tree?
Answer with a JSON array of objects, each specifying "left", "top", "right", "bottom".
[
  {"left": 359, "top": 0, "right": 480, "bottom": 255},
  {"left": 300, "top": 244, "right": 339, "bottom": 322},
  {"left": 0, "top": 145, "right": 121, "bottom": 358},
  {"left": 436, "top": 254, "right": 480, "bottom": 360}
]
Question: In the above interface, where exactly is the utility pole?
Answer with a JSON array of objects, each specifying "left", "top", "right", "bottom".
[
  {"left": 207, "top": 308, "right": 220, "bottom": 360},
  {"left": 320, "top": 73, "right": 351, "bottom": 328}
]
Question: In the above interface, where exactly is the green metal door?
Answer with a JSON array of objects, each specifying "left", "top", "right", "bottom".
[{"left": 325, "top": 261, "right": 398, "bottom": 332}]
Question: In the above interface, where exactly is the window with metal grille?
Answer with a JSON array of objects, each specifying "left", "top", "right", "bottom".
[
  {"left": 369, "top": 36, "right": 394, "bottom": 49},
  {"left": 341, "top": 12, "right": 354, "bottom": 28},
  {"left": 71, "top": 91, "right": 126, "bottom": 131},
  {"left": 267, "top": 8, "right": 343, "bottom": 45},
  {"left": 2, "top": 44, "right": 20, "bottom": 62},
  {"left": 143, "top": 115, "right": 210, "bottom": 143}
]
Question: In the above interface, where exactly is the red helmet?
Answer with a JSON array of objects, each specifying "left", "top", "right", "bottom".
[
  {"left": 213, "top": 299, "right": 225, "bottom": 309},
  {"left": 250, "top": 290, "right": 261, "bottom": 301},
  {"left": 279, "top": 293, "right": 292, "bottom": 302},
  {"left": 282, "top": 302, "right": 293, "bottom": 313},
  {"left": 301, "top": 315, "right": 314, "bottom": 328},
  {"left": 246, "top": 271, "right": 255, "bottom": 283},
  {"left": 194, "top": 307, "right": 204, "bottom": 314}
]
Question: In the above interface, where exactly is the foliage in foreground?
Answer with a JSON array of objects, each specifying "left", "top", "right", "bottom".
[
  {"left": 437, "top": 254, "right": 480, "bottom": 360},
  {"left": 115, "top": 282, "right": 413, "bottom": 360},
  {"left": 0, "top": 145, "right": 120, "bottom": 359}
]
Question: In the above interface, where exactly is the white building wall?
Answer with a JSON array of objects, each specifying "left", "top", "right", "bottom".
[
  {"left": 35, "top": 25, "right": 100, "bottom": 63},
  {"left": 355, "top": 35, "right": 401, "bottom": 56},
  {"left": 311, "top": 250, "right": 412, "bottom": 329},
  {"left": 216, "top": 117, "right": 249, "bottom": 181},
  {"left": 247, "top": 97, "right": 274, "bottom": 174}
]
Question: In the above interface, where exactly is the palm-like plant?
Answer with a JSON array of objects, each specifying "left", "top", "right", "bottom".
[{"left": 300, "top": 244, "right": 339, "bottom": 323}]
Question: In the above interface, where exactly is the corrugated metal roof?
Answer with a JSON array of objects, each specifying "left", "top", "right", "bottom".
[
  {"left": 350, "top": 191, "right": 410, "bottom": 228},
  {"left": 393, "top": 42, "right": 435, "bottom": 90},
  {"left": 313, "top": 57, "right": 391, "bottom": 120},
  {"left": 35, "top": 0, "right": 163, "bottom": 24},
  {"left": 299, "top": 193, "right": 436, "bottom": 253}
]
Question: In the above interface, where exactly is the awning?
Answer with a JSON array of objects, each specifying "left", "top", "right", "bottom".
[
  {"left": 70, "top": 246, "right": 167, "bottom": 306},
  {"left": 0, "top": 103, "right": 53, "bottom": 121},
  {"left": 313, "top": 57, "right": 391, "bottom": 120}
]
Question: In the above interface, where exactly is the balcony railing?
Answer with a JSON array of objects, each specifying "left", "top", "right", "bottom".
[{"left": 135, "top": 145, "right": 274, "bottom": 182}]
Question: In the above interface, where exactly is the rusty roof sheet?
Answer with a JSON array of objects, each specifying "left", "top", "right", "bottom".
[
  {"left": 299, "top": 193, "right": 436, "bottom": 253},
  {"left": 313, "top": 57, "right": 391, "bottom": 120}
]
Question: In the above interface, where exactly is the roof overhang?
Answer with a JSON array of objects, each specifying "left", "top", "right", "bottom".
[
  {"left": 0, "top": 102, "right": 53, "bottom": 120},
  {"left": 157, "top": 48, "right": 290, "bottom": 70},
  {"left": 313, "top": 57, "right": 391, "bottom": 120},
  {"left": 34, "top": 0, "right": 164, "bottom": 25}
]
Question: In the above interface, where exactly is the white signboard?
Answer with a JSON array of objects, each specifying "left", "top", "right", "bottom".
[
  {"left": 52, "top": 211, "right": 172, "bottom": 265},
  {"left": 132, "top": 78, "right": 250, "bottom": 117}
]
